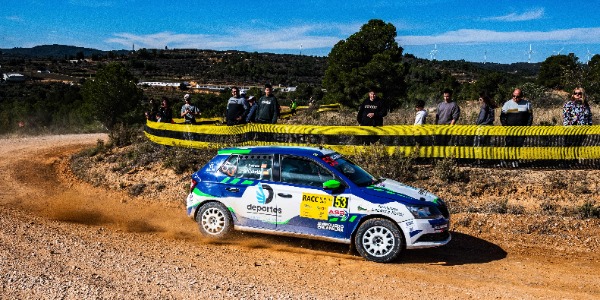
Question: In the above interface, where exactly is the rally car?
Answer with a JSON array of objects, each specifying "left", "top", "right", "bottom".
[{"left": 186, "top": 146, "right": 450, "bottom": 263}]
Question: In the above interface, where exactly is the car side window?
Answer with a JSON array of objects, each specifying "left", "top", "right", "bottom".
[
  {"left": 219, "top": 155, "right": 239, "bottom": 177},
  {"left": 280, "top": 156, "right": 334, "bottom": 187},
  {"left": 224, "top": 155, "right": 273, "bottom": 180}
]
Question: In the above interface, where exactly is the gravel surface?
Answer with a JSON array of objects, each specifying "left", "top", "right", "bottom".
[{"left": 1, "top": 134, "right": 600, "bottom": 299}]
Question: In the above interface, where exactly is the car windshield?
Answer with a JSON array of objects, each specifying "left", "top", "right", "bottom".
[{"left": 321, "top": 153, "right": 378, "bottom": 187}]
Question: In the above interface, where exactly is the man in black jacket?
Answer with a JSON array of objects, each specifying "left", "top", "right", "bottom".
[
  {"left": 357, "top": 88, "right": 387, "bottom": 126},
  {"left": 255, "top": 84, "right": 280, "bottom": 124}
]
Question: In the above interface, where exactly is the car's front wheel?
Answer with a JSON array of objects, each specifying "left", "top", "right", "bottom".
[
  {"left": 355, "top": 218, "right": 403, "bottom": 263},
  {"left": 196, "top": 202, "right": 232, "bottom": 238}
]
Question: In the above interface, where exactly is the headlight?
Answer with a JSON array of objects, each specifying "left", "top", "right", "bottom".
[{"left": 407, "top": 205, "right": 442, "bottom": 219}]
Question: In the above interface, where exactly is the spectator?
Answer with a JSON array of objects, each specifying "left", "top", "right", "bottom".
[
  {"left": 226, "top": 87, "right": 249, "bottom": 126},
  {"left": 500, "top": 88, "right": 533, "bottom": 146},
  {"left": 245, "top": 96, "right": 258, "bottom": 123},
  {"left": 290, "top": 99, "right": 298, "bottom": 115},
  {"left": 157, "top": 97, "right": 173, "bottom": 123},
  {"left": 148, "top": 98, "right": 159, "bottom": 119},
  {"left": 180, "top": 93, "right": 200, "bottom": 124},
  {"left": 414, "top": 100, "right": 427, "bottom": 125},
  {"left": 144, "top": 111, "right": 156, "bottom": 122},
  {"left": 474, "top": 92, "right": 497, "bottom": 147},
  {"left": 255, "top": 84, "right": 280, "bottom": 124},
  {"left": 476, "top": 92, "right": 497, "bottom": 125},
  {"left": 434, "top": 88, "right": 460, "bottom": 146},
  {"left": 563, "top": 87, "right": 592, "bottom": 126},
  {"left": 563, "top": 87, "right": 591, "bottom": 150},
  {"left": 357, "top": 88, "right": 387, "bottom": 126},
  {"left": 500, "top": 88, "right": 532, "bottom": 167},
  {"left": 435, "top": 88, "right": 460, "bottom": 125}
]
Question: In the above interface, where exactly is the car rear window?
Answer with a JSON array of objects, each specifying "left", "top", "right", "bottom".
[{"left": 219, "top": 155, "right": 273, "bottom": 180}]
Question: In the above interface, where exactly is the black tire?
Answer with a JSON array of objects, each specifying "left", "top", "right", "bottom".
[
  {"left": 196, "top": 202, "right": 233, "bottom": 238},
  {"left": 354, "top": 218, "right": 403, "bottom": 263}
]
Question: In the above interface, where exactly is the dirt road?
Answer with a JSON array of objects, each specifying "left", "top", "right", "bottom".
[{"left": 1, "top": 134, "right": 599, "bottom": 299}]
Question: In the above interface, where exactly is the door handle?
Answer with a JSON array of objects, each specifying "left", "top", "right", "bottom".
[
  {"left": 226, "top": 187, "right": 239, "bottom": 192},
  {"left": 277, "top": 193, "right": 292, "bottom": 198}
]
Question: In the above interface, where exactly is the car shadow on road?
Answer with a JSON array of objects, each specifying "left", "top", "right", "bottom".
[
  {"left": 400, "top": 231, "right": 507, "bottom": 266},
  {"left": 231, "top": 231, "right": 506, "bottom": 265}
]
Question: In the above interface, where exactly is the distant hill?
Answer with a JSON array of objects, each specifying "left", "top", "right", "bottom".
[
  {"left": 0, "top": 44, "right": 541, "bottom": 87},
  {"left": 0, "top": 44, "right": 130, "bottom": 58}
]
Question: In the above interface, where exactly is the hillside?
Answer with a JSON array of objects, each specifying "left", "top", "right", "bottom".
[
  {"left": 0, "top": 44, "right": 129, "bottom": 59},
  {"left": 1, "top": 44, "right": 540, "bottom": 86}
]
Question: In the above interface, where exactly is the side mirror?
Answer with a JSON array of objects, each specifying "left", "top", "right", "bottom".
[{"left": 323, "top": 179, "right": 341, "bottom": 190}]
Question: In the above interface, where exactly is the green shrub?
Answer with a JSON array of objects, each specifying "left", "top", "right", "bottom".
[
  {"left": 577, "top": 201, "right": 600, "bottom": 219},
  {"left": 432, "top": 157, "right": 469, "bottom": 183},
  {"left": 108, "top": 123, "right": 140, "bottom": 147}
]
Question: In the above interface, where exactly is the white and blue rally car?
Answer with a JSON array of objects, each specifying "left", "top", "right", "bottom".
[{"left": 186, "top": 146, "right": 450, "bottom": 263}]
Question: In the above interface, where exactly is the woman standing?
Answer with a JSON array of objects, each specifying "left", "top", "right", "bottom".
[
  {"left": 474, "top": 92, "right": 497, "bottom": 147},
  {"left": 563, "top": 87, "right": 592, "bottom": 125},
  {"left": 563, "top": 88, "right": 592, "bottom": 152},
  {"left": 476, "top": 92, "right": 497, "bottom": 125}
]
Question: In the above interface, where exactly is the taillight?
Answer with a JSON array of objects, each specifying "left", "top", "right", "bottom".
[{"left": 189, "top": 179, "right": 198, "bottom": 193}]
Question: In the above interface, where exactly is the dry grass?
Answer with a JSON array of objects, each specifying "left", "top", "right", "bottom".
[{"left": 285, "top": 97, "right": 600, "bottom": 126}]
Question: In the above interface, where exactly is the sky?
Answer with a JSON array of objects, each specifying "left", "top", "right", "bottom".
[{"left": 1, "top": 0, "right": 600, "bottom": 64}]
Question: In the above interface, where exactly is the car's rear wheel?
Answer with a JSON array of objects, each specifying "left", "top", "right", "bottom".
[
  {"left": 196, "top": 202, "right": 232, "bottom": 238},
  {"left": 354, "top": 218, "right": 403, "bottom": 263}
]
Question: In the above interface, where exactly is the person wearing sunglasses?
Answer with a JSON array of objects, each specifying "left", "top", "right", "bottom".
[
  {"left": 563, "top": 88, "right": 592, "bottom": 126},
  {"left": 500, "top": 88, "right": 533, "bottom": 129},
  {"left": 562, "top": 88, "right": 592, "bottom": 156},
  {"left": 499, "top": 88, "right": 533, "bottom": 167}
]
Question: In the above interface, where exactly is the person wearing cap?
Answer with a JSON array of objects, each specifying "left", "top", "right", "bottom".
[
  {"left": 180, "top": 94, "right": 200, "bottom": 124},
  {"left": 226, "top": 87, "right": 249, "bottom": 126},
  {"left": 245, "top": 95, "right": 257, "bottom": 123},
  {"left": 255, "top": 84, "right": 280, "bottom": 124}
]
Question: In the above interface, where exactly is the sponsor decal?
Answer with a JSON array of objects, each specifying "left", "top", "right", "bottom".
[
  {"left": 328, "top": 215, "right": 357, "bottom": 223},
  {"left": 317, "top": 222, "right": 344, "bottom": 232},
  {"left": 300, "top": 193, "right": 333, "bottom": 220},
  {"left": 372, "top": 205, "right": 404, "bottom": 217},
  {"left": 332, "top": 196, "right": 348, "bottom": 209},
  {"left": 245, "top": 184, "right": 280, "bottom": 219},
  {"left": 257, "top": 184, "right": 273, "bottom": 204},
  {"left": 328, "top": 208, "right": 348, "bottom": 218},
  {"left": 246, "top": 204, "right": 282, "bottom": 215},
  {"left": 357, "top": 206, "right": 368, "bottom": 211},
  {"left": 433, "top": 223, "right": 448, "bottom": 232},
  {"left": 206, "top": 162, "right": 217, "bottom": 172},
  {"left": 239, "top": 167, "right": 263, "bottom": 176}
]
